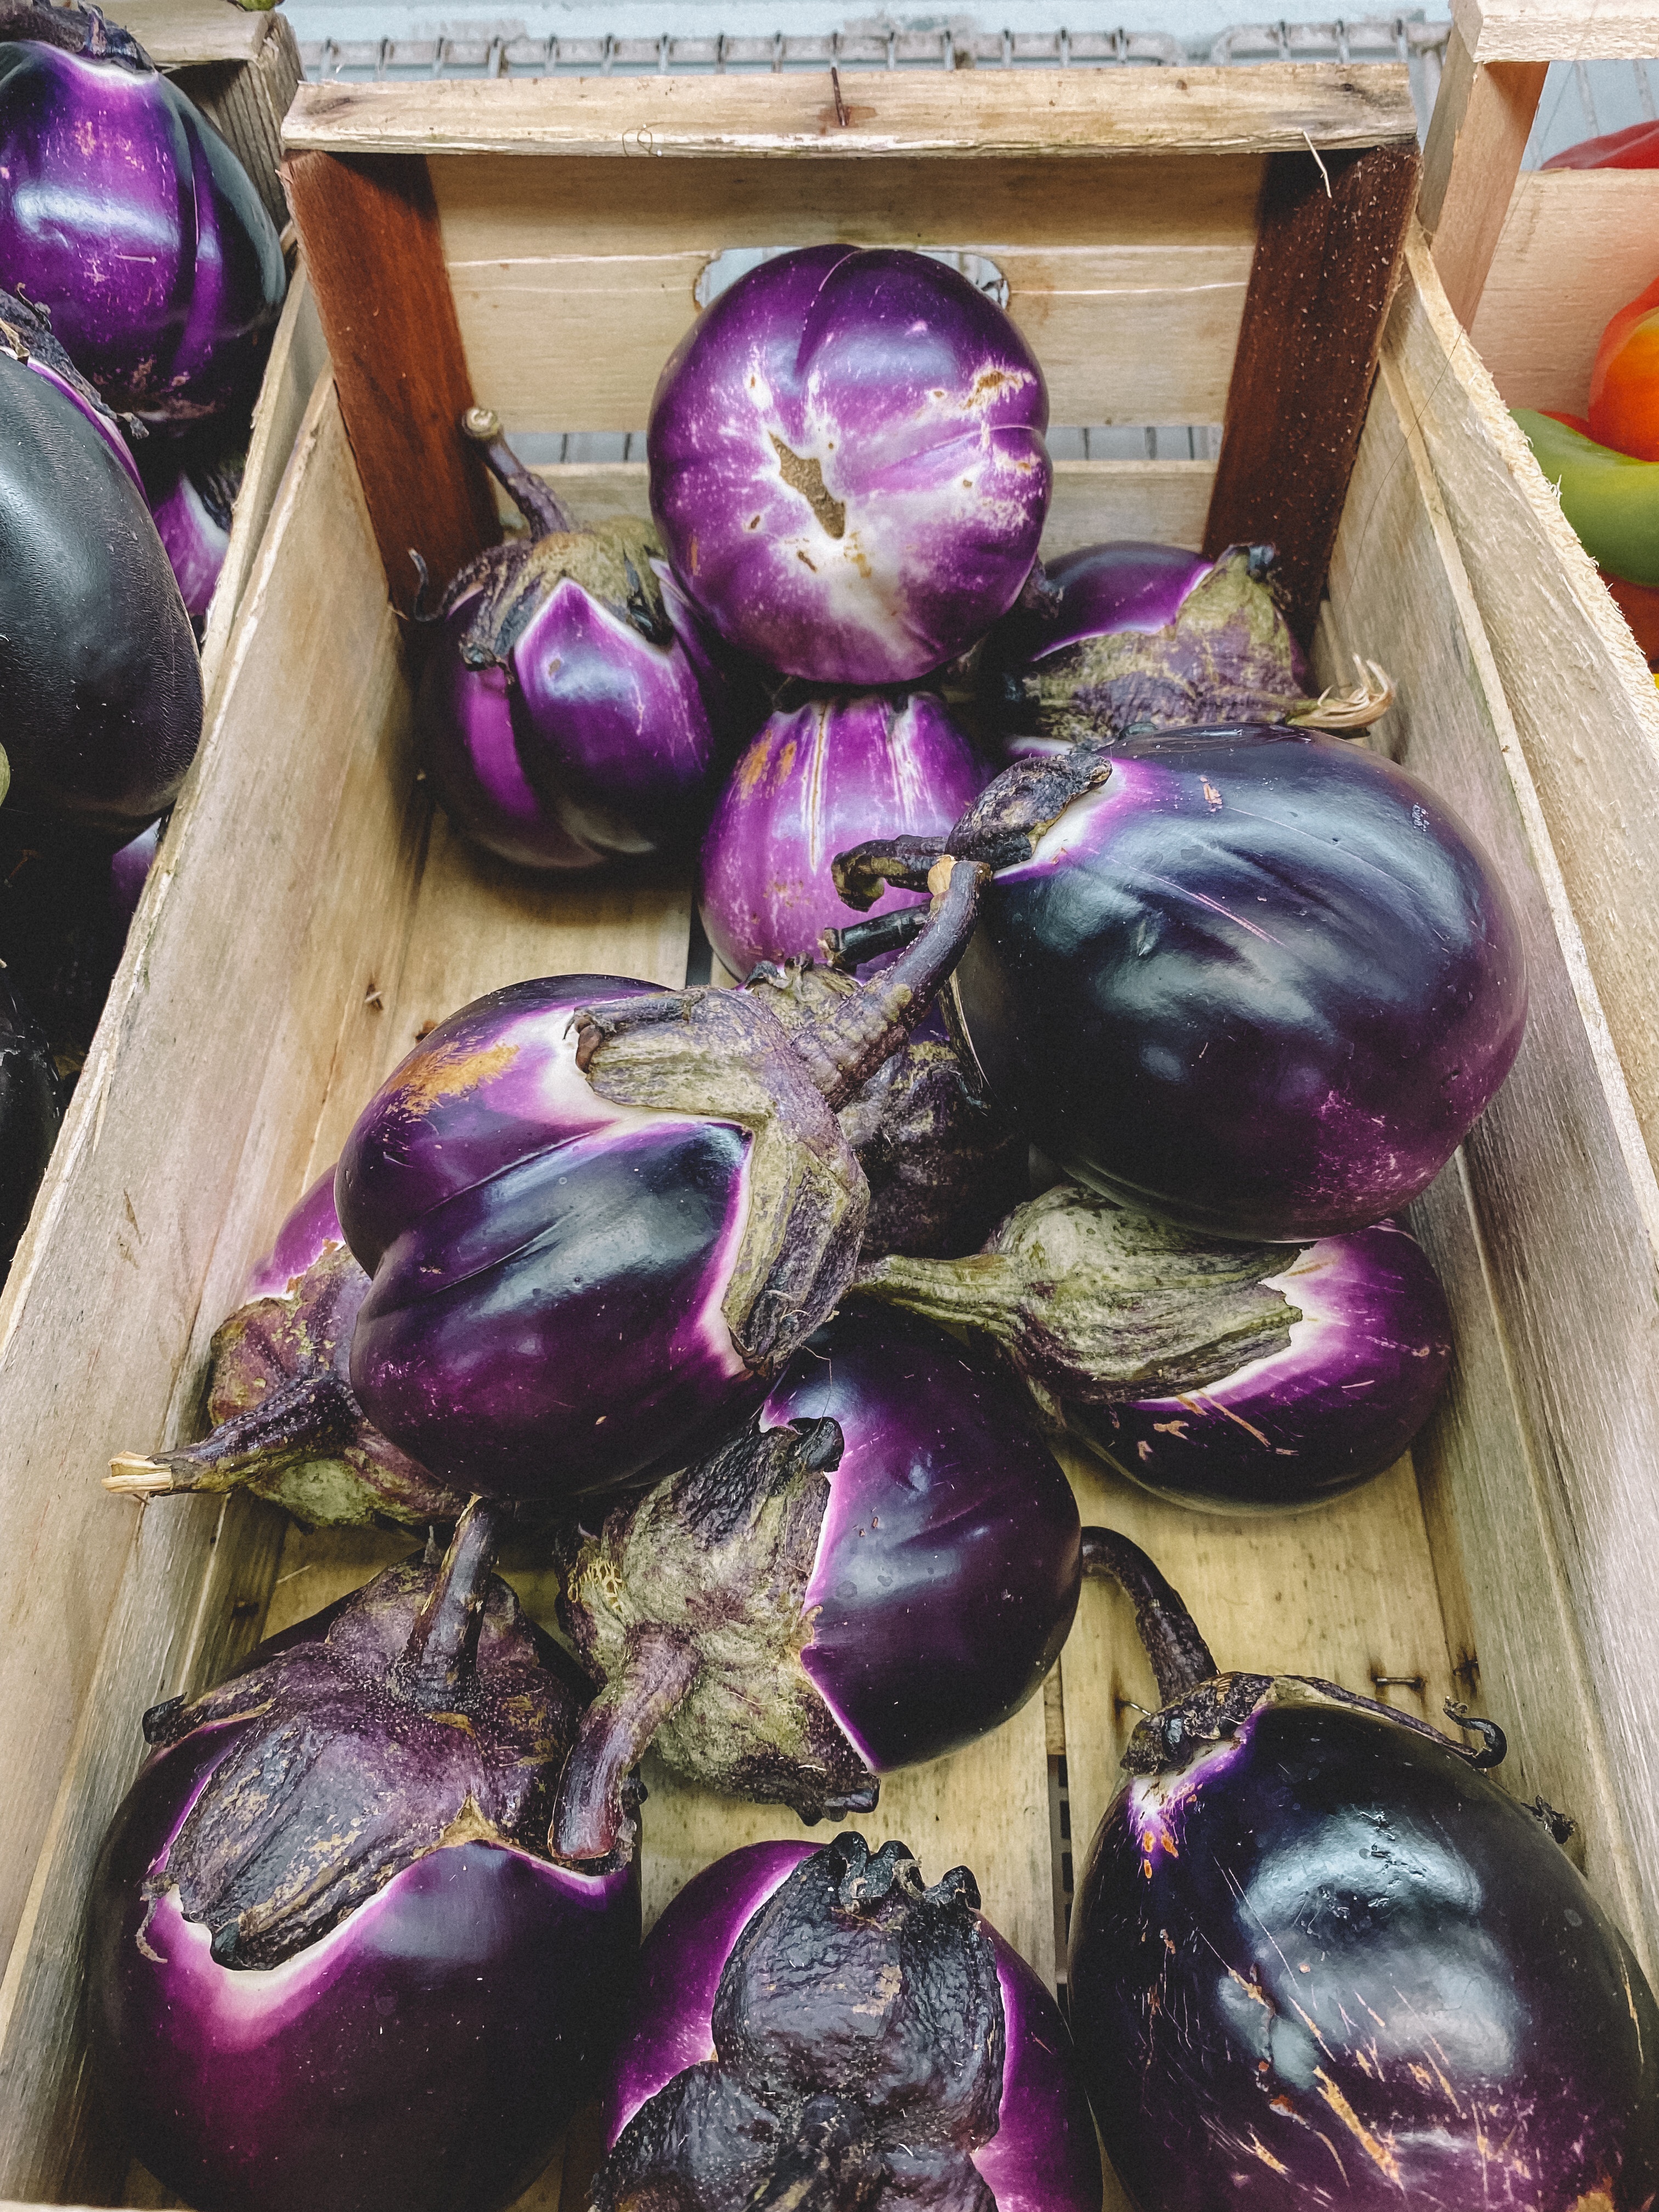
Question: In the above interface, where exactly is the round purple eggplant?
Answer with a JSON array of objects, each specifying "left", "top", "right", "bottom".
[
  {"left": 0, "top": 968, "right": 63, "bottom": 1266},
  {"left": 594, "top": 1835, "right": 1102, "bottom": 2212},
  {"left": 857, "top": 1195, "right": 1453, "bottom": 1511},
  {"left": 416, "top": 411, "right": 742, "bottom": 869},
  {"left": 551, "top": 1308, "right": 1084, "bottom": 1858},
  {"left": 338, "top": 866, "right": 990, "bottom": 1510},
  {"left": 87, "top": 1501, "right": 641, "bottom": 2212},
  {"left": 834, "top": 727, "right": 1528, "bottom": 1242},
  {"left": 0, "top": 285, "right": 202, "bottom": 833},
  {"left": 978, "top": 540, "right": 1315, "bottom": 744},
  {"left": 1068, "top": 1531, "right": 1659, "bottom": 2209},
  {"left": 648, "top": 244, "right": 1053, "bottom": 685},
  {"left": 0, "top": 2, "right": 285, "bottom": 427},
  {"left": 141, "top": 438, "right": 242, "bottom": 628},
  {"left": 110, "top": 1167, "right": 471, "bottom": 1528},
  {"left": 699, "top": 690, "right": 989, "bottom": 980},
  {"left": 109, "top": 817, "right": 161, "bottom": 933}
]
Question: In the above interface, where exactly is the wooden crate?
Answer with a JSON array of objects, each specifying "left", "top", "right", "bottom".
[{"left": 1, "top": 62, "right": 1656, "bottom": 2212}]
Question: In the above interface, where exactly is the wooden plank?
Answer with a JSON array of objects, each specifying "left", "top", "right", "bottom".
[
  {"left": 282, "top": 66, "right": 1420, "bottom": 162},
  {"left": 283, "top": 150, "right": 498, "bottom": 617},
  {"left": 530, "top": 458, "right": 1217, "bottom": 554},
  {"left": 1204, "top": 142, "right": 1420, "bottom": 638},
  {"left": 173, "top": 16, "right": 306, "bottom": 236},
  {"left": 199, "top": 272, "right": 330, "bottom": 706},
  {"left": 0, "top": 383, "right": 430, "bottom": 2190},
  {"left": 115, "top": 0, "right": 274, "bottom": 68},
  {"left": 1419, "top": 24, "right": 1547, "bottom": 328},
  {"left": 1470, "top": 168, "right": 1659, "bottom": 415},
  {"left": 1325, "top": 291, "right": 1659, "bottom": 1962},
  {"left": 1452, "top": 0, "right": 1659, "bottom": 62}
]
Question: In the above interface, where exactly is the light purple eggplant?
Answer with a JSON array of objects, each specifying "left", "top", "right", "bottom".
[
  {"left": 86, "top": 1500, "right": 641, "bottom": 2212},
  {"left": 0, "top": 285, "right": 201, "bottom": 832},
  {"left": 109, "top": 818, "right": 161, "bottom": 932},
  {"left": 648, "top": 245, "right": 1052, "bottom": 685},
  {"left": 550, "top": 1308, "right": 1086, "bottom": 1860},
  {"left": 0, "top": 2, "right": 285, "bottom": 427},
  {"left": 834, "top": 727, "right": 1528, "bottom": 1242},
  {"left": 857, "top": 1197, "right": 1454, "bottom": 1512},
  {"left": 977, "top": 540, "right": 1312, "bottom": 745},
  {"left": 338, "top": 868, "right": 989, "bottom": 1509},
  {"left": 699, "top": 691, "right": 989, "bottom": 979},
  {"left": 142, "top": 442, "right": 241, "bottom": 627},
  {"left": 1068, "top": 1532, "right": 1659, "bottom": 2209},
  {"left": 594, "top": 1836, "right": 1102, "bottom": 2212},
  {"left": 416, "top": 412, "right": 746, "bottom": 870}
]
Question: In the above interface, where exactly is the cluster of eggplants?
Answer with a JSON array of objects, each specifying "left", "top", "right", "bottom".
[
  {"left": 833, "top": 724, "right": 1528, "bottom": 1242},
  {"left": 87, "top": 1500, "right": 640, "bottom": 2212},
  {"left": 1069, "top": 1531, "right": 1659, "bottom": 2207},
  {"left": 650, "top": 244, "right": 1053, "bottom": 686},
  {"left": 550, "top": 1307, "right": 1088, "bottom": 1860},
  {"left": 416, "top": 410, "right": 749, "bottom": 869},
  {"left": 0, "top": 0, "right": 285, "bottom": 428},
  {"left": 699, "top": 689, "right": 990, "bottom": 979},
  {"left": 854, "top": 1188, "right": 1455, "bottom": 1511},
  {"left": 594, "top": 1835, "right": 1102, "bottom": 2212}
]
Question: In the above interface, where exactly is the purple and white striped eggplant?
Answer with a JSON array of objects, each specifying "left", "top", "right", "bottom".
[
  {"left": 0, "top": 1, "right": 285, "bottom": 427},
  {"left": 0, "top": 286, "right": 201, "bottom": 832},
  {"left": 834, "top": 729, "right": 1528, "bottom": 1242},
  {"left": 338, "top": 866, "right": 990, "bottom": 1509},
  {"left": 856, "top": 1194, "right": 1453, "bottom": 1511},
  {"left": 594, "top": 1836, "right": 1102, "bottom": 2212},
  {"left": 1068, "top": 1532, "right": 1659, "bottom": 2209},
  {"left": 142, "top": 438, "right": 242, "bottom": 628},
  {"left": 648, "top": 245, "right": 1052, "bottom": 685},
  {"left": 699, "top": 690, "right": 989, "bottom": 980},
  {"left": 416, "top": 412, "right": 743, "bottom": 869},
  {"left": 87, "top": 1502, "right": 640, "bottom": 2212},
  {"left": 551, "top": 1308, "right": 1086, "bottom": 1860}
]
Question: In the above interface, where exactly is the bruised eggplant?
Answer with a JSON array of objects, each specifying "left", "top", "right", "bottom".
[
  {"left": 107, "top": 1168, "right": 469, "bottom": 1528},
  {"left": 594, "top": 1835, "right": 1102, "bottom": 2212},
  {"left": 855, "top": 1192, "right": 1454, "bottom": 1510},
  {"left": 1068, "top": 1531, "right": 1659, "bottom": 2208},
  {"left": 338, "top": 864, "right": 990, "bottom": 1508},
  {"left": 551, "top": 1308, "right": 1096, "bottom": 1860},
  {"left": 87, "top": 1500, "right": 640, "bottom": 2212},
  {"left": 833, "top": 728, "right": 1527, "bottom": 1242}
]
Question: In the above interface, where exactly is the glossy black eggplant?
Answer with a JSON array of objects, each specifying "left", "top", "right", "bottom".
[{"left": 1068, "top": 1532, "right": 1659, "bottom": 2208}]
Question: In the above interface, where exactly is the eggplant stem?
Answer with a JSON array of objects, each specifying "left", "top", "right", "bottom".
[
  {"left": 820, "top": 902, "right": 929, "bottom": 972},
  {"left": 0, "top": 0, "right": 148, "bottom": 64},
  {"left": 396, "top": 1495, "right": 513, "bottom": 1701},
  {"left": 1081, "top": 1528, "right": 1217, "bottom": 1704},
  {"left": 119, "top": 1367, "right": 360, "bottom": 1496},
  {"left": 791, "top": 857, "right": 990, "bottom": 1111},
  {"left": 106, "top": 1452, "right": 184, "bottom": 1498},
  {"left": 549, "top": 1624, "right": 700, "bottom": 1866},
  {"left": 461, "top": 407, "right": 574, "bottom": 540}
]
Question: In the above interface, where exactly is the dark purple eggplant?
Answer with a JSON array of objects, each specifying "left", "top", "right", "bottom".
[
  {"left": 338, "top": 865, "right": 990, "bottom": 1509},
  {"left": 109, "top": 816, "right": 161, "bottom": 933},
  {"left": 140, "top": 433, "right": 242, "bottom": 628},
  {"left": 108, "top": 1169, "right": 470, "bottom": 1528},
  {"left": 551, "top": 1308, "right": 1099, "bottom": 1862},
  {"left": 0, "top": 286, "right": 201, "bottom": 834},
  {"left": 1068, "top": 1531, "right": 1659, "bottom": 2208},
  {"left": 0, "top": 1, "right": 285, "bottom": 427},
  {"left": 0, "top": 968, "right": 63, "bottom": 1267},
  {"left": 594, "top": 1835, "right": 1102, "bottom": 2212},
  {"left": 87, "top": 1500, "right": 640, "bottom": 2212},
  {"left": 415, "top": 411, "right": 744, "bottom": 870},
  {"left": 854, "top": 1191, "right": 1454, "bottom": 1510},
  {"left": 832, "top": 728, "right": 1527, "bottom": 1242}
]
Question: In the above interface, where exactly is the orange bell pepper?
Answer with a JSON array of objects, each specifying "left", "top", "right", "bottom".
[{"left": 1590, "top": 276, "right": 1659, "bottom": 462}]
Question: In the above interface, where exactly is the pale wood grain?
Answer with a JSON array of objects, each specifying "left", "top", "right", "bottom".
[
  {"left": 1419, "top": 25, "right": 1547, "bottom": 328},
  {"left": 115, "top": 0, "right": 274, "bottom": 67},
  {"left": 1470, "top": 168, "right": 1659, "bottom": 415},
  {"left": 283, "top": 66, "right": 1419, "bottom": 162},
  {"left": 1453, "top": 0, "right": 1659, "bottom": 61}
]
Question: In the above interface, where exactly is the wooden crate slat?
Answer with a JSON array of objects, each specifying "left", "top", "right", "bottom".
[
  {"left": 1419, "top": 25, "right": 1547, "bottom": 329},
  {"left": 284, "top": 66, "right": 1420, "bottom": 163},
  {"left": 1452, "top": 0, "right": 1659, "bottom": 62},
  {"left": 1204, "top": 140, "right": 1420, "bottom": 638},
  {"left": 283, "top": 150, "right": 500, "bottom": 618}
]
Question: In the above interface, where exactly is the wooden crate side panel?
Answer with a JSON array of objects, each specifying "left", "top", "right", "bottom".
[
  {"left": 284, "top": 67, "right": 1420, "bottom": 162},
  {"left": 199, "top": 272, "right": 330, "bottom": 703},
  {"left": 1418, "top": 25, "right": 1547, "bottom": 329},
  {"left": 0, "top": 386, "right": 428, "bottom": 2190},
  {"left": 1391, "top": 239, "right": 1659, "bottom": 1173},
  {"left": 1329, "top": 330, "right": 1659, "bottom": 1957},
  {"left": 170, "top": 14, "right": 304, "bottom": 234},
  {"left": 432, "top": 153, "right": 1260, "bottom": 435},
  {"left": 1470, "top": 170, "right": 1659, "bottom": 416},
  {"left": 1452, "top": 0, "right": 1659, "bottom": 63}
]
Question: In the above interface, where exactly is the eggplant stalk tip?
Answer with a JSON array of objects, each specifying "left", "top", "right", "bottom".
[{"left": 1080, "top": 1527, "right": 1217, "bottom": 1704}]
